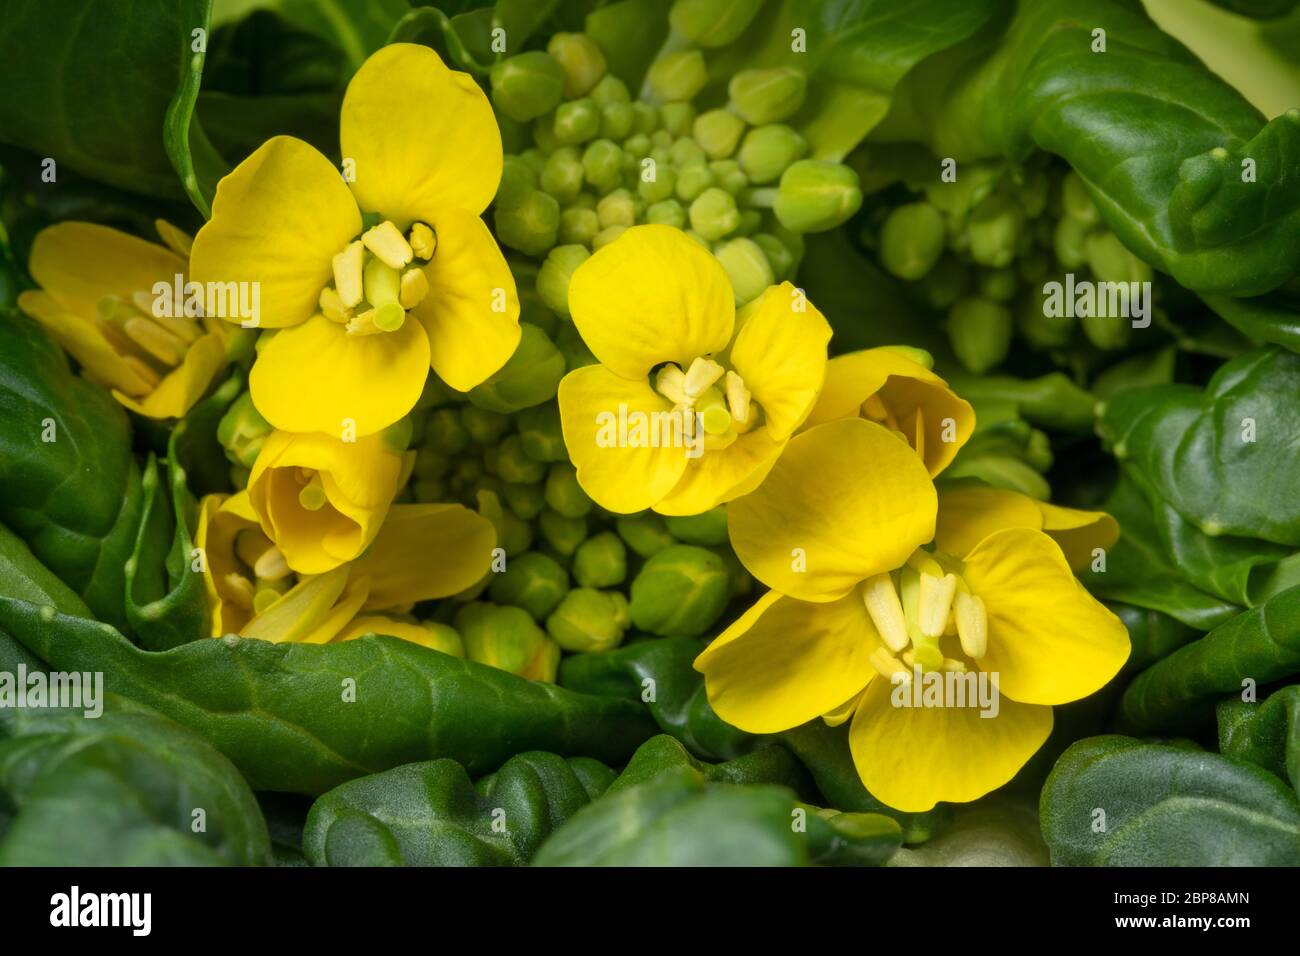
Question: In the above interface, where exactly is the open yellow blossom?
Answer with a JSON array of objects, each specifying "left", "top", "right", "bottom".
[
  {"left": 18, "top": 221, "right": 230, "bottom": 419},
  {"left": 245, "top": 429, "right": 410, "bottom": 575},
  {"left": 557, "top": 225, "right": 831, "bottom": 515},
  {"left": 802, "top": 347, "right": 975, "bottom": 476},
  {"left": 190, "top": 43, "right": 520, "bottom": 436},
  {"left": 197, "top": 491, "right": 493, "bottom": 650},
  {"left": 696, "top": 418, "right": 1129, "bottom": 811}
]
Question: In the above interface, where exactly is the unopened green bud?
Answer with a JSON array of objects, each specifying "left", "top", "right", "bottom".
[
  {"left": 459, "top": 404, "right": 511, "bottom": 445},
  {"left": 714, "top": 237, "right": 774, "bottom": 305},
  {"left": 706, "top": 159, "right": 746, "bottom": 196},
  {"left": 554, "top": 98, "right": 601, "bottom": 145},
  {"left": 495, "top": 189, "right": 560, "bottom": 256},
  {"left": 1053, "top": 216, "right": 1089, "bottom": 270},
  {"left": 648, "top": 50, "right": 708, "bottom": 102},
  {"left": 559, "top": 206, "right": 600, "bottom": 245},
  {"left": 632, "top": 102, "right": 660, "bottom": 135},
  {"left": 572, "top": 531, "right": 628, "bottom": 588},
  {"left": 555, "top": 321, "right": 597, "bottom": 370},
  {"left": 516, "top": 403, "right": 568, "bottom": 462},
  {"left": 669, "top": 136, "right": 708, "bottom": 169},
  {"left": 532, "top": 113, "right": 560, "bottom": 154},
  {"left": 414, "top": 445, "right": 453, "bottom": 480},
  {"left": 880, "top": 344, "right": 935, "bottom": 370},
  {"left": 879, "top": 202, "right": 945, "bottom": 280},
  {"left": 490, "top": 52, "right": 565, "bottom": 122},
  {"left": 489, "top": 551, "right": 570, "bottom": 620},
  {"left": 638, "top": 164, "right": 677, "bottom": 204},
  {"left": 582, "top": 138, "right": 624, "bottom": 192},
  {"left": 734, "top": 209, "right": 761, "bottom": 236},
  {"left": 467, "top": 323, "right": 566, "bottom": 413},
  {"left": 670, "top": 0, "right": 764, "bottom": 46},
  {"left": 539, "top": 508, "right": 588, "bottom": 556},
  {"left": 495, "top": 433, "right": 548, "bottom": 484},
  {"left": 540, "top": 147, "right": 584, "bottom": 202},
  {"left": 616, "top": 512, "right": 676, "bottom": 558},
  {"left": 662, "top": 507, "right": 728, "bottom": 546},
  {"left": 752, "top": 233, "right": 794, "bottom": 280},
  {"left": 592, "top": 225, "right": 628, "bottom": 249},
  {"left": 536, "top": 244, "right": 591, "bottom": 316},
  {"left": 456, "top": 602, "right": 559, "bottom": 681},
  {"left": 660, "top": 101, "right": 696, "bottom": 137},
  {"left": 737, "top": 124, "right": 807, "bottom": 184},
  {"left": 600, "top": 101, "right": 635, "bottom": 140},
  {"left": 774, "top": 160, "right": 863, "bottom": 232},
  {"left": 496, "top": 155, "right": 539, "bottom": 207},
  {"left": 693, "top": 109, "right": 746, "bottom": 159},
  {"left": 597, "top": 188, "right": 637, "bottom": 229},
  {"left": 544, "top": 461, "right": 593, "bottom": 518},
  {"left": 728, "top": 67, "right": 807, "bottom": 125},
  {"left": 979, "top": 267, "right": 1019, "bottom": 302},
  {"left": 502, "top": 481, "right": 546, "bottom": 520},
  {"left": 623, "top": 132, "right": 651, "bottom": 157},
  {"left": 546, "top": 588, "right": 629, "bottom": 652},
  {"left": 426, "top": 407, "right": 470, "bottom": 455},
  {"left": 518, "top": 148, "right": 547, "bottom": 176},
  {"left": 418, "top": 621, "right": 465, "bottom": 657},
  {"left": 1085, "top": 230, "right": 1152, "bottom": 285},
  {"left": 1061, "top": 171, "right": 1099, "bottom": 226},
  {"left": 675, "top": 162, "right": 715, "bottom": 202},
  {"left": 690, "top": 187, "right": 741, "bottom": 240},
  {"left": 547, "top": 33, "right": 607, "bottom": 98},
  {"left": 645, "top": 198, "right": 687, "bottom": 228},
  {"left": 590, "top": 74, "right": 630, "bottom": 107},
  {"left": 496, "top": 506, "right": 534, "bottom": 556},
  {"left": 1014, "top": 166, "right": 1049, "bottom": 218},
  {"left": 1018, "top": 290, "right": 1075, "bottom": 349},
  {"left": 217, "top": 391, "right": 272, "bottom": 468},
  {"left": 412, "top": 477, "right": 445, "bottom": 502},
  {"left": 948, "top": 297, "right": 1013, "bottom": 374},
  {"left": 966, "top": 194, "right": 1022, "bottom": 268},
  {"left": 629, "top": 544, "right": 730, "bottom": 637}
]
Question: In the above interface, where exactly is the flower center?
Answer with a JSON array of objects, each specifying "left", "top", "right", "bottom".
[
  {"left": 653, "top": 356, "right": 760, "bottom": 448},
  {"left": 227, "top": 526, "right": 294, "bottom": 615},
  {"left": 320, "top": 219, "right": 435, "bottom": 336},
  {"left": 861, "top": 548, "right": 988, "bottom": 682},
  {"left": 862, "top": 391, "right": 924, "bottom": 460},
  {"left": 95, "top": 292, "right": 204, "bottom": 389}
]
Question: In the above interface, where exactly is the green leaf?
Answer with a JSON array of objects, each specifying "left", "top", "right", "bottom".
[
  {"left": 887, "top": 796, "right": 1048, "bottom": 867},
  {"left": 0, "top": 598, "right": 657, "bottom": 795},
  {"left": 558, "top": 636, "right": 756, "bottom": 761},
  {"left": 1217, "top": 686, "right": 1300, "bottom": 795},
  {"left": 607, "top": 734, "right": 811, "bottom": 796},
  {"left": 0, "top": 522, "right": 91, "bottom": 620},
  {"left": 1110, "top": 602, "right": 1201, "bottom": 674},
  {"left": 0, "top": 0, "right": 216, "bottom": 199},
  {"left": 0, "top": 315, "right": 143, "bottom": 629},
  {"left": 943, "top": 370, "right": 1097, "bottom": 432},
  {"left": 1040, "top": 735, "right": 1300, "bottom": 865},
  {"left": 1204, "top": 291, "right": 1300, "bottom": 354},
  {"left": 214, "top": 0, "right": 412, "bottom": 74},
  {"left": 0, "top": 700, "right": 270, "bottom": 866},
  {"left": 1100, "top": 348, "right": 1300, "bottom": 547},
  {"left": 1119, "top": 584, "right": 1300, "bottom": 735},
  {"left": 163, "top": 1, "right": 223, "bottom": 217},
  {"left": 303, "top": 751, "right": 613, "bottom": 866}
]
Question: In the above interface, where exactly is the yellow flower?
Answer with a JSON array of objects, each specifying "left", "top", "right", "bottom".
[
  {"left": 190, "top": 43, "right": 521, "bottom": 437},
  {"left": 802, "top": 347, "right": 975, "bottom": 477},
  {"left": 245, "top": 429, "right": 409, "bottom": 575},
  {"left": 557, "top": 225, "right": 831, "bottom": 515},
  {"left": 18, "top": 221, "right": 229, "bottom": 419},
  {"left": 196, "top": 492, "right": 494, "bottom": 650},
  {"left": 696, "top": 418, "right": 1129, "bottom": 811}
]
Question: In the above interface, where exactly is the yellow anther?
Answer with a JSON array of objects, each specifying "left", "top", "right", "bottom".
[
  {"left": 123, "top": 316, "right": 188, "bottom": 366},
  {"left": 253, "top": 545, "right": 291, "bottom": 583},
  {"left": 683, "top": 356, "right": 725, "bottom": 398},
  {"left": 919, "top": 572, "right": 958, "bottom": 638},
  {"left": 955, "top": 590, "right": 988, "bottom": 660},
  {"left": 298, "top": 472, "right": 328, "bottom": 512},
  {"left": 361, "top": 220, "right": 414, "bottom": 269},
  {"left": 906, "top": 549, "right": 945, "bottom": 579},
  {"left": 332, "top": 240, "right": 365, "bottom": 308},
  {"left": 862, "top": 573, "right": 909, "bottom": 653},
  {"left": 408, "top": 222, "right": 436, "bottom": 261},
  {"left": 234, "top": 527, "right": 274, "bottom": 569},
  {"left": 319, "top": 286, "right": 352, "bottom": 323},
  {"left": 912, "top": 405, "right": 926, "bottom": 462},
  {"left": 121, "top": 355, "right": 162, "bottom": 390},
  {"left": 224, "top": 572, "right": 256, "bottom": 611},
  {"left": 941, "top": 657, "right": 968, "bottom": 673},
  {"left": 862, "top": 393, "right": 889, "bottom": 422},
  {"left": 724, "top": 370, "right": 751, "bottom": 425},
  {"left": 253, "top": 587, "right": 283, "bottom": 615},
  {"left": 399, "top": 267, "right": 430, "bottom": 309},
  {"left": 655, "top": 365, "right": 691, "bottom": 405},
  {"left": 869, "top": 647, "right": 911, "bottom": 682}
]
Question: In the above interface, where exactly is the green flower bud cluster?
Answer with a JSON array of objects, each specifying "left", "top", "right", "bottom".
[
  {"left": 944, "top": 401, "right": 1056, "bottom": 501},
  {"left": 489, "top": 31, "right": 866, "bottom": 309},
  {"left": 217, "top": 390, "right": 272, "bottom": 487},
  {"left": 862, "top": 158, "right": 1158, "bottom": 372}
]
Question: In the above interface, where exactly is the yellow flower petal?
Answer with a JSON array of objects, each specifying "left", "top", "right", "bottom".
[
  {"left": 190, "top": 136, "right": 362, "bottom": 329},
  {"left": 195, "top": 493, "right": 258, "bottom": 637},
  {"left": 239, "top": 567, "right": 368, "bottom": 644},
  {"left": 247, "top": 430, "right": 404, "bottom": 574},
  {"left": 408, "top": 207, "right": 521, "bottom": 392},
  {"left": 27, "top": 222, "right": 186, "bottom": 319},
  {"left": 18, "top": 290, "right": 152, "bottom": 396},
  {"left": 822, "top": 685, "right": 869, "bottom": 727},
  {"left": 695, "top": 590, "right": 878, "bottom": 734},
  {"left": 805, "top": 349, "right": 974, "bottom": 476},
  {"left": 728, "top": 418, "right": 937, "bottom": 602},
  {"left": 849, "top": 677, "right": 1053, "bottom": 812},
  {"left": 113, "top": 332, "right": 227, "bottom": 419},
  {"left": 249, "top": 313, "right": 430, "bottom": 437},
  {"left": 333, "top": 614, "right": 464, "bottom": 656},
  {"left": 1035, "top": 500, "right": 1120, "bottom": 573},
  {"left": 962, "top": 527, "right": 1130, "bottom": 705},
  {"left": 355, "top": 504, "right": 497, "bottom": 609},
  {"left": 557, "top": 364, "right": 690, "bottom": 513},
  {"left": 568, "top": 225, "right": 735, "bottom": 381},
  {"left": 934, "top": 482, "right": 1045, "bottom": 557},
  {"left": 653, "top": 427, "right": 785, "bottom": 516},
  {"left": 726, "top": 281, "right": 831, "bottom": 441},
  {"left": 340, "top": 43, "right": 502, "bottom": 226},
  {"left": 154, "top": 219, "right": 194, "bottom": 259}
]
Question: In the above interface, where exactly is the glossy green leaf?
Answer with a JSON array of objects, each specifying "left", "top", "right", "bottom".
[
  {"left": 303, "top": 751, "right": 613, "bottom": 866},
  {"left": 0, "top": 701, "right": 270, "bottom": 866},
  {"left": 1110, "top": 602, "right": 1201, "bottom": 674},
  {"left": 887, "top": 796, "right": 1048, "bottom": 867},
  {"left": 1217, "top": 685, "right": 1300, "bottom": 795},
  {"left": 0, "top": 597, "right": 657, "bottom": 795},
  {"left": 1040, "top": 735, "right": 1300, "bottom": 865},
  {"left": 608, "top": 734, "right": 811, "bottom": 796},
  {"left": 214, "top": 0, "right": 411, "bottom": 74}
]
